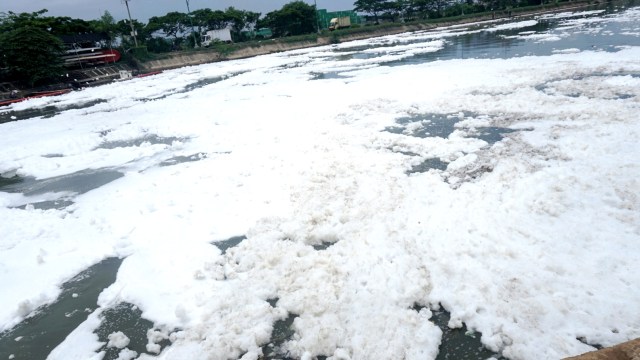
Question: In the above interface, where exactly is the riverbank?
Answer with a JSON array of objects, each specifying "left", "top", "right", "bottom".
[
  {"left": 2, "top": 4, "right": 639, "bottom": 359},
  {"left": 138, "top": 0, "right": 607, "bottom": 72},
  {"left": 565, "top": 338, "right": 640, "bottom": 359},
  {"left": 0, "top": 0, "right": 612, "bottom": 97}
]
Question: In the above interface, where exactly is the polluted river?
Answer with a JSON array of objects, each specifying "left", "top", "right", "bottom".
[{"left": 1, "top": 3, "right": 639, "bottom": 359}]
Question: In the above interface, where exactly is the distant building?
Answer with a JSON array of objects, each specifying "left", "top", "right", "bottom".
[{"left": 316, "top": 10, "right": 363, "bottom": 30}]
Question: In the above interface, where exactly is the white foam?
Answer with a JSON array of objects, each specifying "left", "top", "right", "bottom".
[
  {"left": 107, "top": 331, "right": 130, "bottom": 349},
  {"left": 0, "top": 6, "right": 638, "bottom": 360},
  {"left": 485, "top": 20, "right": 539, "bottom": 32}
]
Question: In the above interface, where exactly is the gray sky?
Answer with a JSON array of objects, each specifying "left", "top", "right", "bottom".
[{"left": 0, "top": 0, "right": 356, "bottom": 22}]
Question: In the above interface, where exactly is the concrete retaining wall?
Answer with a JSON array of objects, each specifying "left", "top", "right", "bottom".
[{"left": 140, "top": 40, "right": 322, "bottom": 71}]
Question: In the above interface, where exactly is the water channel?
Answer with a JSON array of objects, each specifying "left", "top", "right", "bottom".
[{"left": 0, "top": 2, "right": 638, "bottom": 359}]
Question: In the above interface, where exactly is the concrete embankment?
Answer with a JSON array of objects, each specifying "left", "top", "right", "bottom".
[
  {"left": 139, "top": 18, "right": 485, "bottom": 71},
  {"left": 140, "top": 40, "right": 326, "bottom": 71}
]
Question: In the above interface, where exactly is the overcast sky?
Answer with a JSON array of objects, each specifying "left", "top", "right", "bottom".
[{"left": 0, "top": 0, "right": 356, "bottom": 22}]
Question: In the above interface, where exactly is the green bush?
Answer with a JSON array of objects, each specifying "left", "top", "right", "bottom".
[
  {"left": 0, "top": 27, "right": 65, "bottom": 86},
  {"left": 132, "top": 46, "right": 150, "bottom": 58}
]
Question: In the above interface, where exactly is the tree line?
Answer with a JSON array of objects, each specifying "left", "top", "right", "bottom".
[
  {"left": 1, "top": 0, "right": 551, "bottom": 86},
  {"left": 354, "top": 0, "right": 547, "bottom": 22},
  {"left": 0, "top": 1, "right": 319, "bottom": 85}
]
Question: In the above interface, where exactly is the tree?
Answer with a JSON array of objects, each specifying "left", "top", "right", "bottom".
[
  {"left": 92, "top": 11, "right": 117, "bottom": 47},
  {"left": 224, "top": 6, "right": 246, "bottom": 36},
  {"left": 222, "top": 7, "right": 261, "bottom": 41},
  {"left": 431, "top": 0, "right": 450, "bottom": 17},
  {"left": 354, "top": 0, "right": 388, "bottom": 24},
  {"left": 116, "top": 19, "right": 147, "bottom": 48},
  {"left": 243, "top": 11, "right": 261, "bottom": 33},
  {"left": 0, "top": 26, "right": 65, "bottom": 86},
  {"left": 407, "top": 0, "right": 433, "bottom": 20},
  {"left": 147, "top": 12, "right": 189, "bottom": 42},
  {"left": 44, "top": 16, "right": 94, "bottom": 35},
  {"left": 0, "top": 9, "right": 49, "bottom": 33},
  {"left": 146, "top": 37, "right": 173, "bottom": 53},
  {"left": 259, "top": 1, "right": 316, "bottom": 38},
  {"left": 191, "top": 9, "right": 227, "bottom": 32},
  {"left": 381, "top": 1, "right": 405, "bottom": 22}
]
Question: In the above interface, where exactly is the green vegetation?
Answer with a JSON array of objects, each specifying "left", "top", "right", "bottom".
[
  {"left": 352, "top": 0, "right": 586, "bottom": 22},
  {"left": 258, "top": 1, "right": 317, "bottom": 37},
  {"left": 0, "top": 9, "right": 94, "bottom": 36},
  {"left": 354, "top": 0, "right": 388, "bottom": 23},
  {"left": 0, "top": 0, "right": 598, "bottom": 87},
  {"left": 0, "top": 25, "right": 65, "bottom": 86}
]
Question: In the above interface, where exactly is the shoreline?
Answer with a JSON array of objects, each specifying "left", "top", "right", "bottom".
[
  {"left": 139, "top": 0, "right": 607, "bottom": 72},
  {"left": 0, "top": 0, "right": 617, "bottom": 99}
]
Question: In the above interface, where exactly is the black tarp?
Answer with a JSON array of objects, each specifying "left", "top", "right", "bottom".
[{"left": 58, "top": 32, "right": 109, "bottom": 45}]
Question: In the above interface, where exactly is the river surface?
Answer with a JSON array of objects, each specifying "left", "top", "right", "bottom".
[
  {"left": 1, "top": 2, "right": 637, "bottom": 125},
  {"left": 0, "top": 2, "right": 638, "bottom": 359}
]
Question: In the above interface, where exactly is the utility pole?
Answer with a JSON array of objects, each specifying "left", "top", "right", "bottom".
[
  {"left": 314, "top": 0, "right": 321, "bottom": 33},
  {"left": 185, "top": 0, "right": 198, "bottom": 47},
  {"left": 123, "top": 0, "right": 139, "bottom": 47}
]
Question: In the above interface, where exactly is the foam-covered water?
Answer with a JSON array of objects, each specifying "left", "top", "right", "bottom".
[{"left": 1, "top": 4, "right": 639, "bottom": 360}]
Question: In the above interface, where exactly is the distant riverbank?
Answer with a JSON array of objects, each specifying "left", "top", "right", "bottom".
[
  {"left": 0, "top": 0, "right": 614, "bottom": 96},
  {"left": 137, "top": 0, "right": 607, "bottom": 71}
]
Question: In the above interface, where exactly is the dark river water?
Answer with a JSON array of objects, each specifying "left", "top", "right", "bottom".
[{"left": 0, "top": 2, "right": 637, "bottom": 359}]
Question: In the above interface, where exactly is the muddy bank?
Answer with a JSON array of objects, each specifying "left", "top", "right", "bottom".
[
  {"left": 139, "top": 0, "right": 603, "bottom": 71},
  {"left": 565, "top": 338, "right": 640, "bottom": 359}
]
